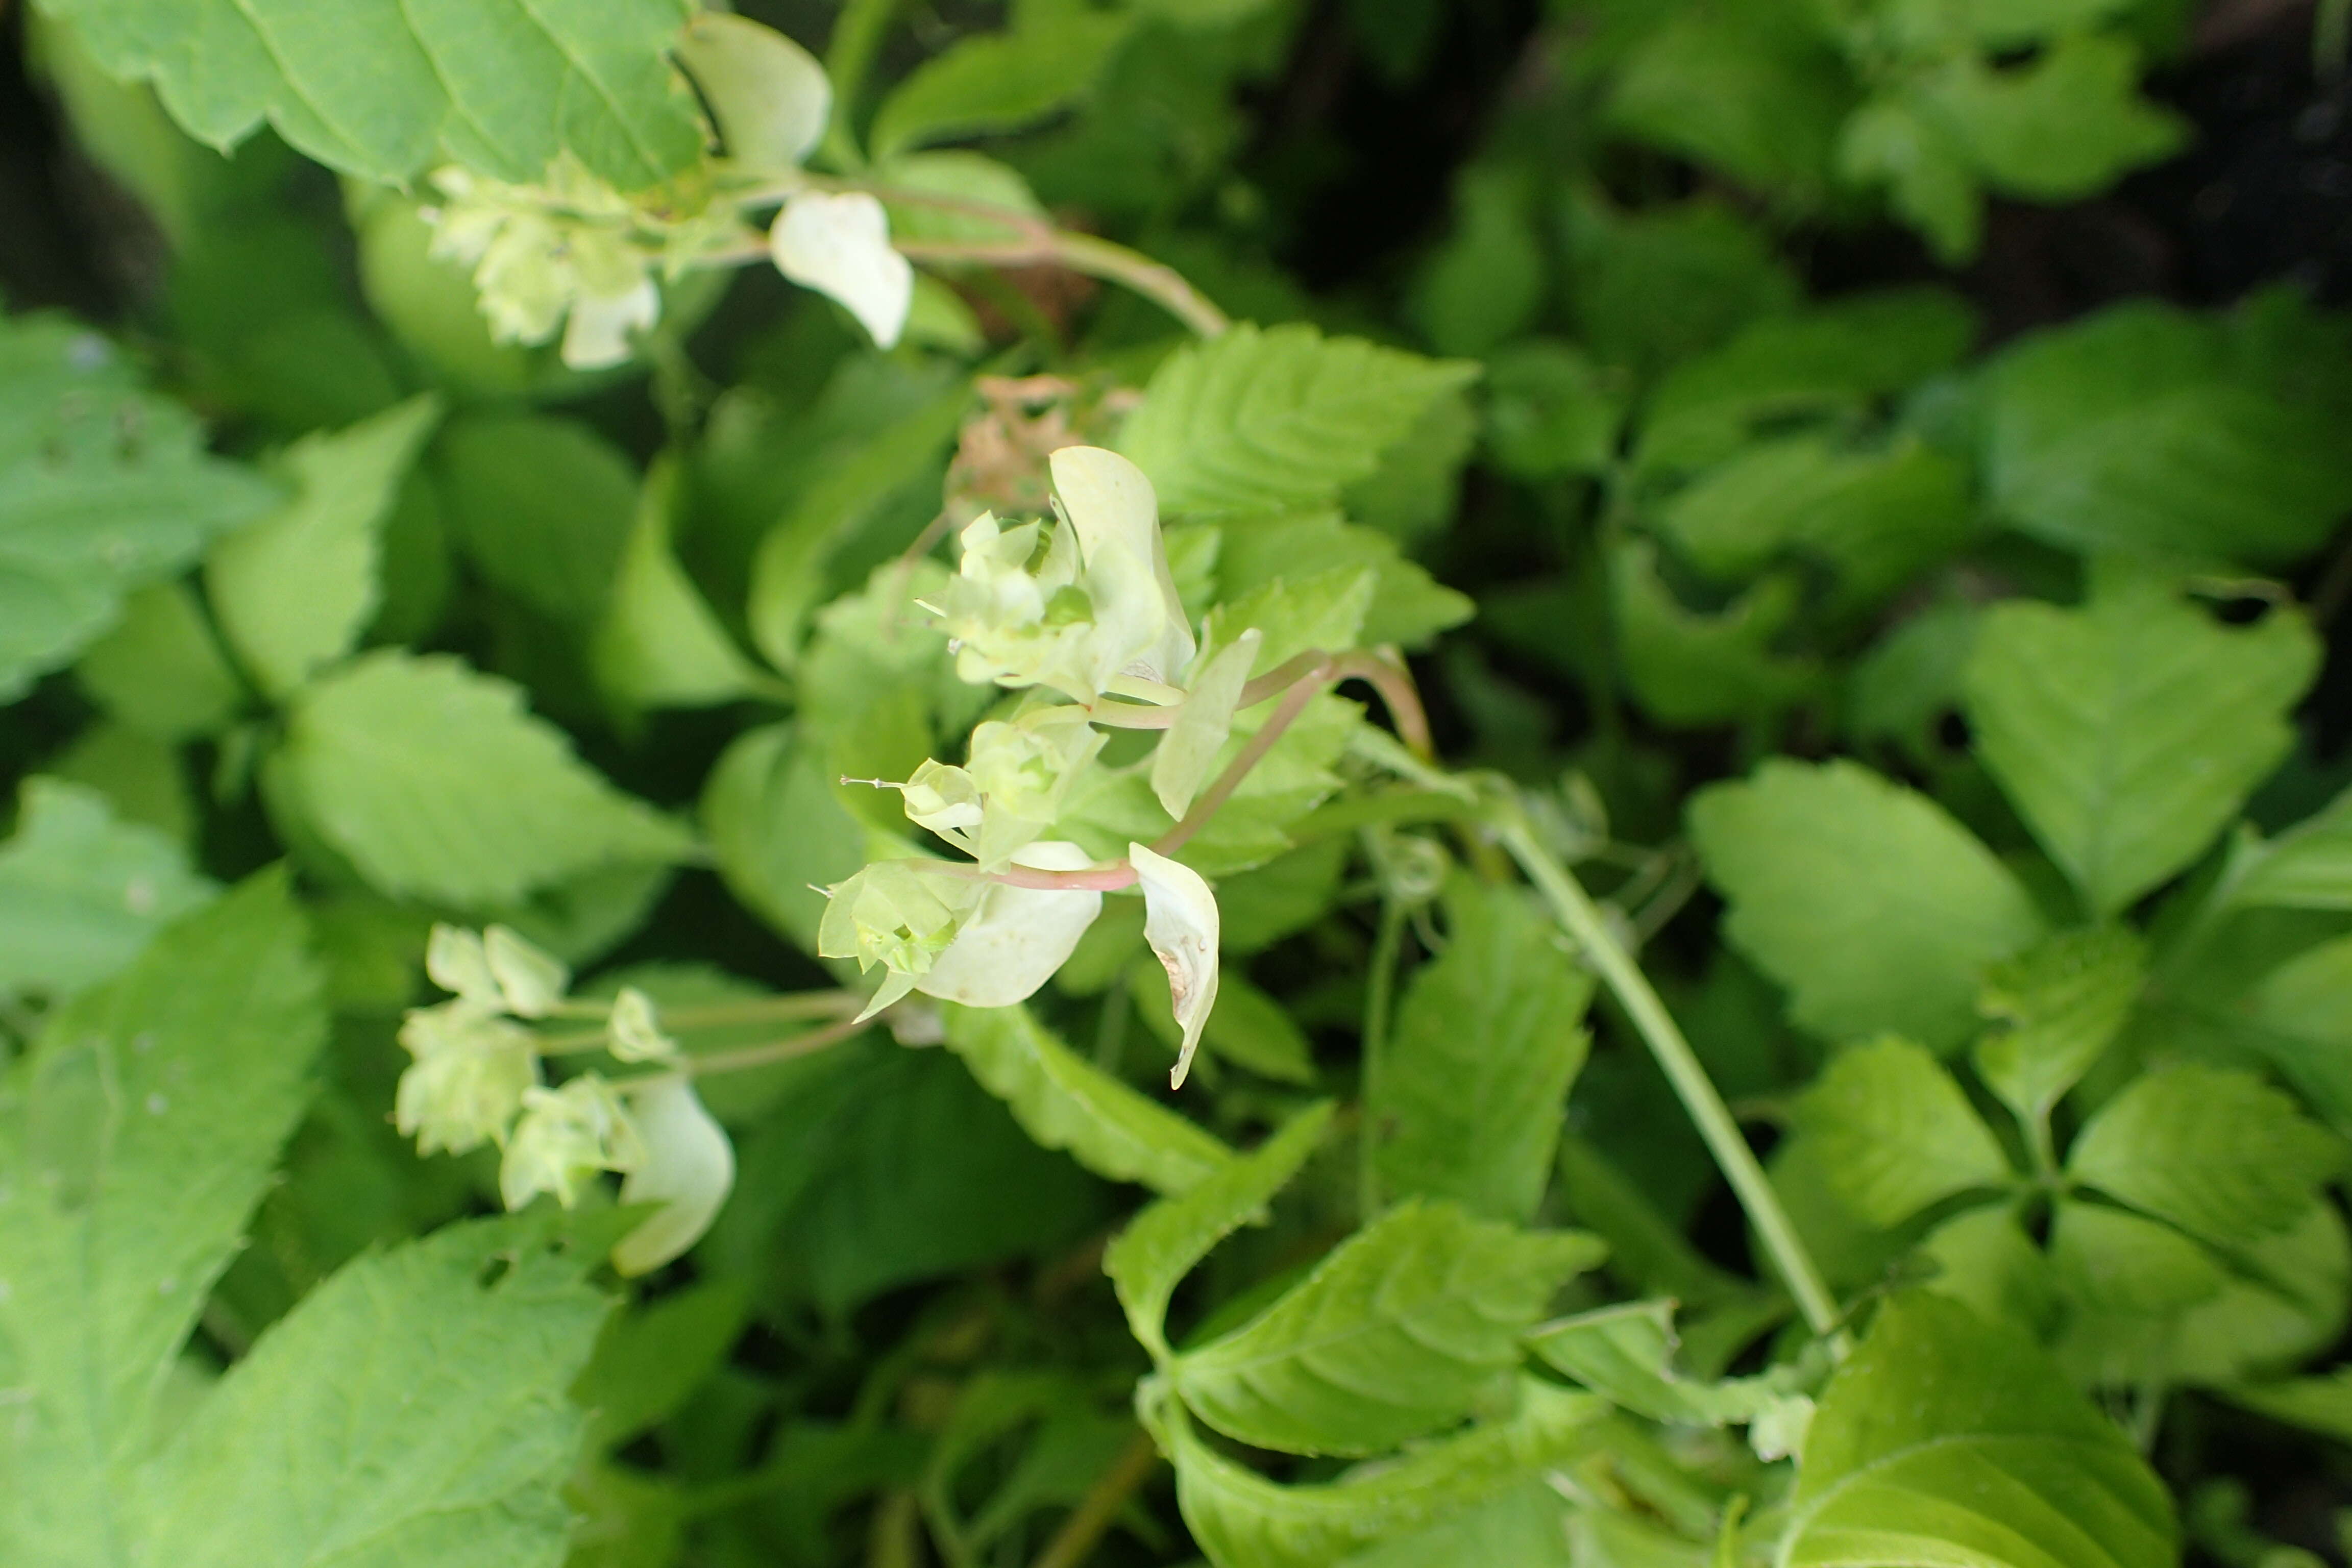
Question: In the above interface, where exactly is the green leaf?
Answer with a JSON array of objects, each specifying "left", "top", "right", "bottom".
[
  {"left": 942, "top": 1002, "right": 1234, "bottom": 1196},
  {"left": 592, "top": 454, "right": 762, "bottom": 712},
  {"left": 1147, "top": 1375, "right": 1605, "bottom": 1568},
  {"left": 277, "top": 651, "right": 694, "bottom": 909},
  {"left": 0, "top": 776, "right": 216, "bottom": 1001},
  {"left": 2218, "top": 1365, "right": 2352, "bottom": 1446},
  {"left": 1791, "top": 1036, "right": 2013, "bottom": 1229},
  {"left": 870, "top": 10, "right": 1134, "bottom": 158},
  {"left": 434, "top": 410, "right": 640, "bottom": 626},
  {"left": 1479, "top": 340, "right": 1627, "bottom": 480},
  {"left": 1127, "top": 960, "right": 1317, "bottom": 1084},
  {"left": 1603, "top": 0, "right": 1854, "bottom": 202},
  {"left": 0, "top": 313, "right": 277, "bottom": 699},
  {"left": 1407, "top": 166, "right": 1544, "bottom": 357},
  {"left": 1971, "top": 926, "right": 2145, "bottom": 1127},
  {"left": 138, "top": 1215, "right": 608, "bottom": 1567},
  {"left": 1105, "top": 1102, "right": 1333, "bottom": 1359},
  {"left": 700, "top": 721, "right": 867, "bottom": 956},
  {"left": 1558, "top": 191, "right": 1799, "bottom": 378},
  {"left": 574, "top": 1276, "right": 748, "bottom": 1450},
  {"left": 2045, "top": 1200, "right": 2233, "bottom": 1386},
  {"left": 1524, "top": 1298, "right": 1805, "bottom": 1429},
  {"left": 1978, "top": 300, "right": 2352, "bottom": 565},
  {"left": 0, "top": 871, "right": 325, "bottom": 1565},
  {"left": 1689, "top": 759, "right": 2048, "bottom": 1049},
  {"left": 1371, "top": 876, "right": 1594, "bottom": 1224},
  {"left": 1652, "top": 433, "right": 1977, "bottom": 610},
  {"left": 1962, "top": 576, "right": 2319, "bottom": 915},
  {"left": 1612, "top": 538, "right": 1821, "bottom": 726},
  {"left": 1213, "top": 514, "right": 1473, "bottom": 652},
  {"left": 72, "top": 579, "right": 243, "bottom": 741},
  {"left": 745, "top": 386, "right": 968, "bottom": 672},
  {"left": 1206, "top": 566, "right": 1377, "bottom": 676},
  {"left": 1908, "top": 32, "right": 2184, "bottom": 202},
  {"left": 2066, "top": 1063, "right": 2340, "bottom": 1249},
  {"left": 39, "top": 0, "right": 705, "bottom": 189},
  {"left": 205, "top": 394, "right": 440, "bottom": 697},
  {"left": 1170, "top": 1201, "right": 1603, "bottom": 1456},
  {"left": 1117, "top": 323, "right": 1479, "bottom": 517},
  {"left": 1781, "top": 1293, "right": 2177, "bottom": 1568},
  {"left": 2241, "top": 934, "right": 2352, "bottom": 1134},
  {"left": 2224, "top": 784, "right": 2352, "bottom": 912}
]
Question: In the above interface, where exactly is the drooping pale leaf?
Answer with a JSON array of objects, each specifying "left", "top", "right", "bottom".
[
  {"left": 1689, "top": 759, "right": 2047, "bottom": 1049},
  {"left": 1118, "top": 323, "right": 1479, "bottom": 517},
  {"left": 278, "top": 651, "right": 694, "bottom": 908},
  {"left": 1653, "top": 433, "right": 1977, "bottom": 610},
  {"left": 0, "top": 871, "right": 324, "bottom": 1567},
  {"left": 1780, "top": 1294, "right": 2176, "bottom": 1568},
  {"left": 1978, "top": 300, "right": 2352, "bottom": 565},
  {"left": 1148, "top": 1376, "right": 1605, "bottom": 1568},
  {"left": 205, "top": 395, "right": 440, "bottom": 697},
  {"left": 1612, "top": 538, "right": 1820, "bottom": 725},
  {"left": 1170, "top": 1202, "right": 1603, "bottom": 1456},
  {"left": 869, "top": 9, "right": 1133, "bottom": 158},
  {"left": 611, "top": 1076, "right": 736, "bottom": 1276},
  {"left": 1524, "top": 1298, "right": 1807, "bottom": 1429},
  {"left": 0, "top": 776, "right": 216, "bottom": 1000},
  {"left": 592, "top": 454, "right": 761, "bottom": 712},
  {"left": 0, "top": 313, "right": 277, "bottom": 698},
  {"left": 942, "top": 1002, "right": 1233, "bottom": 1196},
  {"left": 1371, "top": 876, "right": 1593, "bottom": 1224},
  {"left": 1971, "top": 927, "right": 2145, "bottom": 1126},
  {"left": 770, "top": 191, "right": 914, "bottom": 350},
  {"left": 1790, "top": 1036, "right": 2013, "bottom": 1229},
  {"left": 1964, "top": 576, "right": 2317, "bottom": 916},
  {"left": 2066, "top": 1063, "right": 2340, "bottom": 1250},
  {"left": 136, "top": 1215, "right": 608, "bottom": 1568},
  {"left": 672, "top": 12, "right": 828, "bottom": 172},
  {"left": 1105, "top": 1102, "right": 1333, "bottom": 1358},
  {"left": 36, "top": 0, "right": 706, "bottom": 189},
  {"left": 73, "top": 579, "right": 242, "bottom": 741}
]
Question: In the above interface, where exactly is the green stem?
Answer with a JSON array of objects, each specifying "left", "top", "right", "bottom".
[
  {"left": 1496, "top": 818, "right": 1843, "bottom": 1343},
  {"left": 685, "top": 1013, "right": 875, "bottom": 1076},
  {"left": 893, "top": 229, "right": 1230, "bottom": 339},
  {"left": 1356, "top": 893, "right": 1408, "bottom": 1223}
]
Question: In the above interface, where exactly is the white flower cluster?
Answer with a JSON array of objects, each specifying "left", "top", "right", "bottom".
[
  {"left": 821, "top": 448, "right": 1232, "bottom": 1086},
  {"left": 393, "top": 924, "right": 730, "bottom": 1274},
  {"left": 421, "top": 15, "right": 914, "bottom": 370}
]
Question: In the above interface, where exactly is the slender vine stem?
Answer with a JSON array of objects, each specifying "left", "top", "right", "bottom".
[
  {"left": 1493, "top": 817, "right": 1844, "bottom": 1343},
  {"left": 1027, "top": 1427, "right": 1161, "bottom": 1568},
  {"left": 685, "top": 1012, "right": 877, "bottom": 1076}
]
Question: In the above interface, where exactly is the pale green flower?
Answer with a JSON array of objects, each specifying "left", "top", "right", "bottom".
[
  {"left": 611, "top": 1076, "right": 736, "bottom": 1277},
  {"left": 913, "top": 841, "right": 1105, "bottom": 1008},
  {"left": 1130, "top": 843, "right": 1221, "bottom": 1089},
  {"left": 394, "top": 1001, "right": 539, "bottom": 1156},
  {"left": 500, "top": 1074, "right": 648, "bottom": 1211},
  {"left": 607, "top": 986, "right": 681, "bottom": 1064}
]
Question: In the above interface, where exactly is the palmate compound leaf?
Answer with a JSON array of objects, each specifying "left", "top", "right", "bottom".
[
  {"left": 1168, "top": 1202, "right": 1605, "bottom": 1457},
  {"left": 1106, "top": 1102, "right": 1333, "bottom": 1360},
  {"left": 137, "top": 1214, "right": 609, "bottom": 1568},
  {"left": 33, "top": 0, "right": 706, "bottom": 190},
  {"left": 0, "top": 775, "right": 216, "bottom": 1001},
  {"left": 2066, "top": 1062, "right": 2342, "bottom": 1251},
  {"left": 278, "top": 650, "right": 695, "bottom": 909},
  {"left": 1116, "top": 323, "right": 1480, "bottom": 517},
  {"left": 1145, "top": 1375, "right": 1606, "bottom": 1568},
  {"left": 0, "top": 313, "right": 277, "bottom": 700},
  {"left": 1781, "top": 1294, "right": 2176, "bottom": 1568},
  {"left": 0, "top": 870, "right": 325, "bottom": 1565},
  {"left": 1962, "top": 572, "right": 2319, "bottom": 916},
  {"left": 1369, "top": 875, "right": 1594, "bottom": 1224},
  {"left": 942, "top": 1002, "right": 1234, "bottom": 1196},
  {"left": 1688, "top": 758, "right": 2048, "bottom": 1050},
  {"left": 1790, "top": 1036, "right": 2014, "bottom": 1230}
]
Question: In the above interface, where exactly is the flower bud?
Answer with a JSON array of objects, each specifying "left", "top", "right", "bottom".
[
  {"left": 499, "top": 1074, "right": 648, "bottom": 1212},
  {"left": 608, "top": 986, "right": 681, "bottom": 1064},
  {"left": 394, "top": 1001, "right": 540, "bottom": 1156}
]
